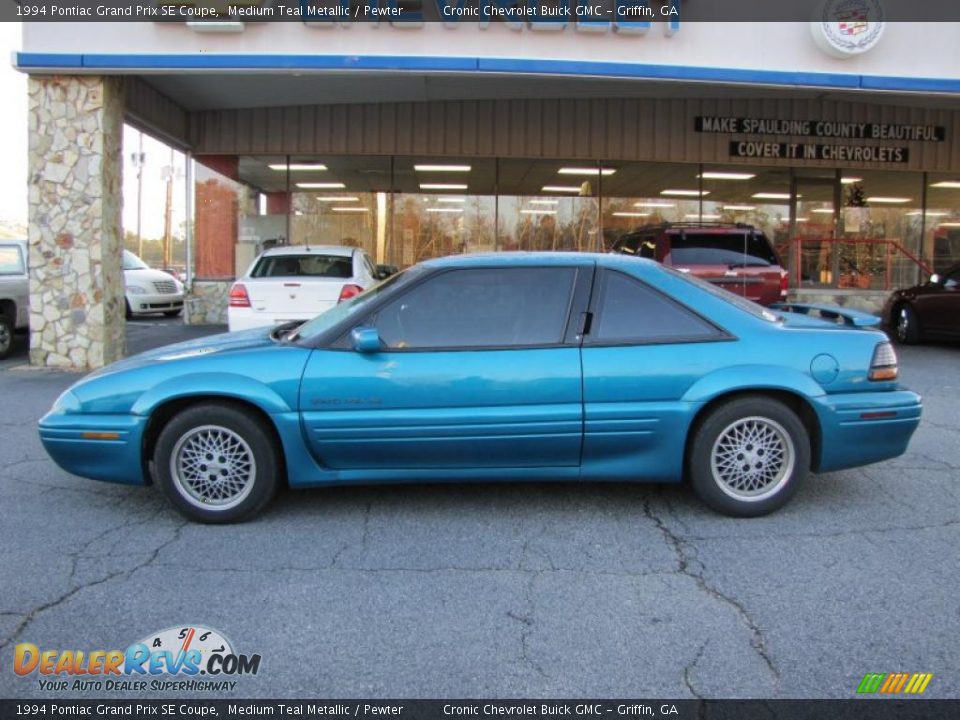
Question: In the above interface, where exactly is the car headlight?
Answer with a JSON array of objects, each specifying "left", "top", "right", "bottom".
[
  {"left": 51, "top": 389, "right": 81, "bottom": 414},
  {"left": 127, "top": 285, "right": 148, "bottom": 295}
]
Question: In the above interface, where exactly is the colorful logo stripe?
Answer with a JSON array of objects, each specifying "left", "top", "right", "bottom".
[{"left": 857, "top": 672, "right": 933, "bottom": 694}]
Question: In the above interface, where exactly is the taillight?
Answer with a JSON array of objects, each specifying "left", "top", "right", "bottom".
[
  {"left": 228, "top": 283, "right": 251, "bottom": 308},
  {"left": 779, "top": 270, "right": 789, "bottom": 298},
  {"left": 868, "top": 342, "right": 898, "bottom": 381},
  {"left": 338, "top": 284, "right": 364, "bottom": 303}
]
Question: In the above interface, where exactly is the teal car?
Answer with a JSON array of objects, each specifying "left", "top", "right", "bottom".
[{"left": 39, "top": 253, "right": 921, "bottom": 523}]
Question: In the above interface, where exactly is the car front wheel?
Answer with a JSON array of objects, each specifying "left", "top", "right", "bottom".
[
  {"left": 154, "top": 402, "right": 280, "bottom": 523},
  {"left": 688, "top": 396, "right": 810, "bottom": 517},
  {"left": 894, "top": 304, "right": 920, "bottom": 344}
]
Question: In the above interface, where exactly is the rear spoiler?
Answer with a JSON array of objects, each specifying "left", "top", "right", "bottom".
[{"left": 770, "top": 302, "right": 882, "bottom": 329}]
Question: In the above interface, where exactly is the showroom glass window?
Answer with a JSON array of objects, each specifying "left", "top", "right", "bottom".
[
  {"left": 370, "top": 267, "right": 577, "bottom": 349},
  {"left": 591, "top": 270, "right": 721, "bottom": 343}
]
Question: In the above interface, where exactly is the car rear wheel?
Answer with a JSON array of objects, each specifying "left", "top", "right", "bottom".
[
  {"left": 125, "top": 300, "right": 133, "bottom": 320},
  {"left": 154, "top": 402, "right": 280, "bottom": 523},
  {"left": 0, "top": 316, "right": 13, "bottom": 360},
  {"left": 894, "top": 304, "right": 921, "bottom": 344},
  {"left": 688, "top": 396, "right": 810, "bottom": 517}
]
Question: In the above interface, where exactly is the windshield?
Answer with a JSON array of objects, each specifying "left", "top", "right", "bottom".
[
  {"left": 123, "top": 250, "right": 149, "bottom": 271},
  {"left": 660, "top": 264, "right": 780, "bottom": 323},
  {"left": 292, "top": 267, "right": 418, "bottom": 342},
  {"left": 252, "top": 253, "right": 354, "bottom": 279},
  {"left": 667, "top": 232, "right": 778, "bottom": 267}
]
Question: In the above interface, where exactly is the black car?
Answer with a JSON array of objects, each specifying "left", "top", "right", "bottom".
[{"left": 882, "top": 264, "right": 960, "bottom": 344}]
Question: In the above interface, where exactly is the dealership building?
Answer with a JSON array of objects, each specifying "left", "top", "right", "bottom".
[{"left": 15, "top": 10, "right": 960, "bottom": 368}]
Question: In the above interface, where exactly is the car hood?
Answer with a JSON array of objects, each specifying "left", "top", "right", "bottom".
[
  {"left": 124, "top": 268, "right": 180, "bottom": 287},
  {"left": 89, "top": 327, "right": 279, "bottom": 377}
]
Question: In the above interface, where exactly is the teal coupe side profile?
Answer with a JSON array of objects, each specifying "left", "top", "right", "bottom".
[{"left": 39, "top": 253, "right": 922, "bottom": 523}]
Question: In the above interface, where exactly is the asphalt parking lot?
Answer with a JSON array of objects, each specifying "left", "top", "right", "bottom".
[{"left": 0, "top": 317, "right": 958, "bottom": 699}]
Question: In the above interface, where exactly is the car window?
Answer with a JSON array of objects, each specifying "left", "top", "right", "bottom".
[
  {"left": 122, "top": 250, "right": 148, "bottom": 271},
  {"left": 615, "top": 234, "right": 657, "bottom": 259},
  {"left": 660, "top": 264, "right": 780, "bottom": 322},
  {"left": 0, "top": 245, "right": 25, "bottom": 275},
  {"left": 252, "top": 254, "right": 354, "bottom": 279},
  {"left": 591, "top": 271, "right": 721, "bottom": 343},
  {"left": 944, "top": 270, "right": 960, "bottom": 289},
  {"left": 667, "top": 232, "right": 778, "bottom": 267},
  {"left": 372, "top": 267, "right": 577, "bottom": 350}
]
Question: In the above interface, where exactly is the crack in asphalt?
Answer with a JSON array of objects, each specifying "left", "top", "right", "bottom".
[
  {"left": 0, "top": 518, "right": 189, "bottom": 652},
  {"left": 682, "top": 518, "right": 960, "bottom": 542},
  {"left": 642, "top": 495, "right": 781, "bottom": 694},
  {"left": 683, "top": 639, "right": 708, "bottom": 700}
]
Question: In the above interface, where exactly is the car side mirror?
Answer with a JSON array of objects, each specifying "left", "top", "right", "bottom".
[
  {"left": 929, "top": 273, "right": 941, "bottom": 285},
  {"left": 351, "top": 326, "right": 382, "bottom": 353},
  {"left": 376, "top": 264, "right": 397, "bottom": 280}
]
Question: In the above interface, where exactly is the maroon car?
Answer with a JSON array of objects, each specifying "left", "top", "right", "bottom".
[
  {"left": 611, "top": 222, "right": 788, "bottom": 306},
  {"left": 882, "top": 263, "right": 960, "bottom": 344}
]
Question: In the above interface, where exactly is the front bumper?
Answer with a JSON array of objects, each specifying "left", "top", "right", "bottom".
[
  {"left": 38, "top": 412, "right": 150, "bottom": 485},
  {"left": 128, "top": 292, "right": 184, "bottom": 314},
  {"left": 813, "top": 389, "right": 922, "bottom": 472}
]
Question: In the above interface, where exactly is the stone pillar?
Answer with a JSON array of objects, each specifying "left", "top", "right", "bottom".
[{"left": 27, "top": 76, "right": 125, "bottom": 370}]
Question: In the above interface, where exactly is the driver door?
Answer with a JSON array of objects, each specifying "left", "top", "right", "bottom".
[{"left": 299, "top": 264, "right": 591, "bottom": 471}]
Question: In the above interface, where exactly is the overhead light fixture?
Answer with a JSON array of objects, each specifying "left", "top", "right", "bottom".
[
  {"left": 866, "top": 197, "right": 911, "bottom": 204},
  {"left": 795, "top": 218, "right": 809, "bottom": 222},
  {"left": 723, "top": 205, "right": 756, "bottom": 211},
  {"left": 297, "top": 182, "right": 345, "bottom": 189},
  {"left": 331, "top": 207, "right": 369, "bottom": 213},
  {"left": 685, "top": 213, "right": 721, "bottom": 220},
  {"left": 662, "top": 189, "right": 710, "bottom": 197},
  {"left": 930, "top": 181, "right": 960, "bottom": 189},
  {"left": 811, "top": 208, "right": 835, "bottom": 214},
  {"left": 317, "top": 196, "right": 359, "bottom": 202},
  {"left": 270, "top": 163, "right": 327, "bottom": 172},
  {"left": 426, "top": 207, "right": 464, "bottom": 213},
  {"left": 612, "top": 212, "right": 651, "bottom": 218},
  {"left": 634, "top": 202, "right": 676, "bottom": 208},
  {"left": 841, "top": 177, "right": 862, "bottom": 185},
  {"left": 937, "top": 222, "right": 960, "bottom": 227},
  {"left": 542, "top": 185, "right": 583, "bottom": 193},
  {"left": 436, "top": 197, "right": 466, "bottom": 203},
  {"left": 529, "top": 200, "right": 559, "bottom": 206},
  {"left": 698, "top": 172, "right": 756, "bottom": 180},
  {"left": 906, "top": 211, "right": 948, "bottom": 217},
  {"left": 558, "top": 167, "right": 617, "bottom": 176},
  {"left": 752, "top": 192, "right": 793, "bottom": 200},
  {"left": 521, "top": 209, "right": 558, "bottom": 215},
  {"left": 420, "top": 183, "right": 468, "bottom": 191},
  {"left": 414, "top": 164, "right": 472, "bottom": 172}
]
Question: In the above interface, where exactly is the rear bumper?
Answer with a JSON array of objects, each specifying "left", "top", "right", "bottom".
[
  {"left": 228, "top": 305, "right": 334, "bottom": 332},
  {"left": 812, "top": 389, "right": 922, "bottom": 472},
  {"left": 38, "top": 412, "right": 149, "bottom": 485}
]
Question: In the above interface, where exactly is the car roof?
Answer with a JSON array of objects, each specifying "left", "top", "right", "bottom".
[
  {"left": 421, "top": 252, "right": 659, "bottom": 270},
  {"left": 259, "top": 245, "right": 357, "bottom": 257}
]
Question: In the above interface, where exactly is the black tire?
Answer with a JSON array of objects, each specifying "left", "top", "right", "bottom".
[
  {"left": 125, "top": 300, "right": 133, "bottom": 320},
  {"left": 0, "top": 315, "right": 13, "bottom": 360},
  {"left": 893, "top": 303, "right": 921, "bottom": 345},
  {"left": 163, "top": 309, "right": 182, "bottom": 318},
  {"left": 688, "top": 396, "right": 810, "bottom": 518},
  {"left": 153, "top": 402, "right": 280, "bottom": 523}
]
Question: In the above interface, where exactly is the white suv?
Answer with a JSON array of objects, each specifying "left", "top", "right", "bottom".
[
  {"left": 228, "top": 245, "right": 379, "bottom": 332},
  {"left": 123, "top": 250, "right": 185, "bottom": 319}
]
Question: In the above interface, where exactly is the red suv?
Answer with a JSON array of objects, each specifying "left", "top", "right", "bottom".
[{"left": 611, "top": 222, "right": 788, "bottom": 306}]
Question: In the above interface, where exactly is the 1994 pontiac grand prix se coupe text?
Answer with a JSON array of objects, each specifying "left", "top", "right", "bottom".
[{"left": 39, "top": 254, "right": 922, "bottom": 523}]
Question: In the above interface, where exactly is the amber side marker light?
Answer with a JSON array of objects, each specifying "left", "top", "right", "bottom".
[
  {"left": 82, "top": 432, "right": 120, "bottom": 441},
  {"left": 868, "top": 342, "right": 899, "bottom": 381}
]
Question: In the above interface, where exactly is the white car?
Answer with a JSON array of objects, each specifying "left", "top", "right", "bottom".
[
  {"left": 123, "top": 250, "right": 184, "bottom": 319},
  {"left": 228, "top": 245, "right": 379, "bottom": 332}
]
